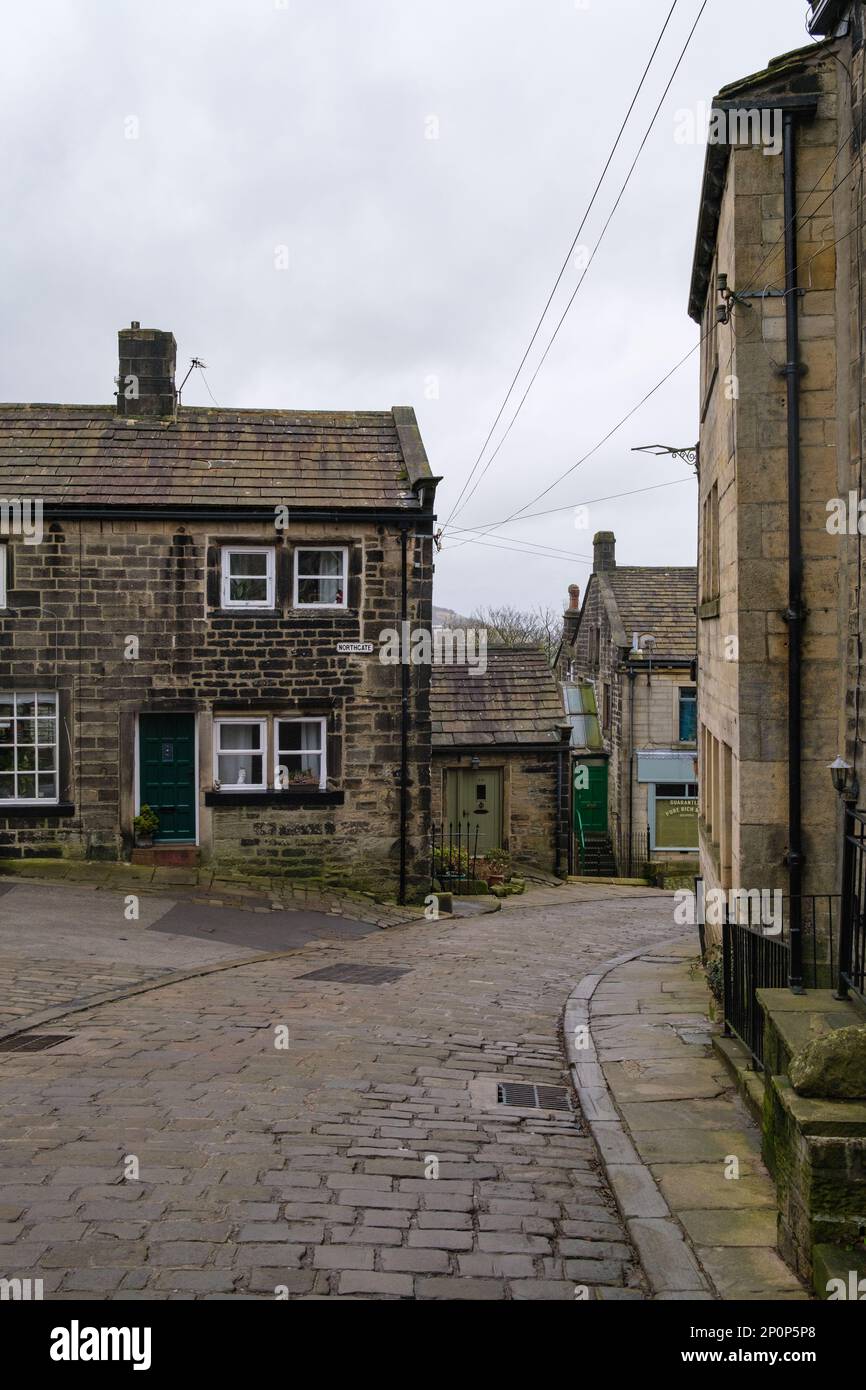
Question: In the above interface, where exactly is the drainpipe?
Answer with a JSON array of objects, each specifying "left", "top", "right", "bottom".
[
  {"left": 555, "top": 724, "right": 572, "bottom": 878},
  {"left": 627, "top": 666, "right": 636, "bottom": 873},
  {"left": 782, "top": 111, "right": 805, "bottom": 992},
  {"left": 398, "top": 526, "right": 410, "bottom": 905}
]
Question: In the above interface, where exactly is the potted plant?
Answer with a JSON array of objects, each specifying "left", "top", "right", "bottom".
[
  {"left": 133, "top": 804, "right": 160, "bottom": 847},
  {"left": 482, "top": 847, "right": 511, "bottom": 885},
  {"left": 288, "top": 769, "right": 319, "bottom": 787}
]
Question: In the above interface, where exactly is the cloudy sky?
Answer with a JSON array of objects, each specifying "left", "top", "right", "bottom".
[{"left": 0, "top": 0, "right": 810, "bottom": 614}]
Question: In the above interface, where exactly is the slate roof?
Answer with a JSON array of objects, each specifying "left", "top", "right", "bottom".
[
  {"left": 0, "top": 403, "right": 435, "bottom": 510},
  {"left": 431, "top": 646, "right": 566, "bottom": 749},
  {"left": 601, "top": 567, "right": 697, "bottom": 661}
]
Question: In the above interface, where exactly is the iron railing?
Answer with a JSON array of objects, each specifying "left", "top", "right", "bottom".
[
  {"left": 722, "top": 893, "right": 841, "bottom": 1068},
  {"left": 723, "top": 917, "right": 789, "bottom": 1069},
  {"left": 430, "top": 822, "right": 480, "bottom": 894},
  {"left": 839, "top": 806, "right": 866, "bottom": 1007},
  {"left": 614, "top": 828, "right": 651, "bottom": 878}
]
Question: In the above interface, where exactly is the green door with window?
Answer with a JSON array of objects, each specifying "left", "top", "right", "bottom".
[
  {"left": 138, "top": 714, "right": 196, "bottom": 842},
  {"left": 573, "top": 761, "right": 608, "bottom": 834},
  {"left": 444, "top": 768, "right": 503, "bottom": 855}
]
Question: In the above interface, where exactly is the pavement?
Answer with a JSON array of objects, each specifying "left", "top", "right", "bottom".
[
  {"left": 0, "top": 876, "right": 683, "bottom": 1300},
  {"left": 566, "top": 939, "right": 807, "bottom": 1301}
]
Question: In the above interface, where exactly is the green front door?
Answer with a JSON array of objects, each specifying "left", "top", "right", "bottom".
[
  {"left": 139, "top": 714, "right": 196, "bottom": 842},
  {"left": 573, "top": 761, "right": 608, "bottom": 834},
  {"left": 444, "top": 768, "right": 503, "bottom": 855}
]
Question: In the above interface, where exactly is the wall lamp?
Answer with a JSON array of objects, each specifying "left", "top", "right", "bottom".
[{"left": 829, "top": 756, "right": 858, "bottom": 801}]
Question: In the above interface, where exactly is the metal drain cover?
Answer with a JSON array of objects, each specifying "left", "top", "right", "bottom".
[
  {"left": 299, "top": 963, "right": 411, "bottom": 985},
  {"left": 0, "top": 1034, "right": 73, "bottom": 1054},
  {"left": 497, "top": 1082, "right": 571, "bottom": 1112}
]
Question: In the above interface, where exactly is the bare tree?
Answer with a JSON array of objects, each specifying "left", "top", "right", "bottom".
[{"left": 469, "top": 604, "right": 563, "bottom": 666}]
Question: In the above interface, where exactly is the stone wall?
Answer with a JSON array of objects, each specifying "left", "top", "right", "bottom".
[
  {"left": 0, "top": 517, "right": 433, "bottom": 895},
  {"left": 696, "top": 50, "right": 843, "bottom": 904}
]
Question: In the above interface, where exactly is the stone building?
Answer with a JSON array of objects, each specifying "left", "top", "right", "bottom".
[
  {"left": 0, "top": 324, "right": 438, "bottom": 900},
  {"left": 689, "top": 21, "right": 854, "bottom": 904},
  {"left": 557, "top": 533, "right": 697, "bottom": 874},
  {"left": 430, "top": 646, "right": 570, "bottom": 872}
]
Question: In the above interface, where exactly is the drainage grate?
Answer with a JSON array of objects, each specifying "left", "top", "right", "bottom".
[
  {"left": 497, "top": 1082, "right": 571, "bottom": 1112},
  {"left": 299, "top": 963, "right": 411, "bottom": 985},
  {"left": 0, "top": 1034, "right": 73, "bottom": 1054}
]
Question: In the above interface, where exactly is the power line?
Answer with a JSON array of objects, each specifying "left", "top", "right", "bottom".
[
  {"left": 447, "top": 49, "right": 856, "bottom": 552},
  {"left": 443, "top": 528, "right": 594, "bottom": 560},
  {"left": 441, "top": 0, "right": 682, "bottom": 531},
  {"left": 442, "top": 534, "right": 596, "bottom": 564},
  {"left": 444, "top": 0, "right": 710, "bottom": 533},
  {"left": 445, "top": 332, "right": 706, "bottom": 552},
  {"left": 443, "top": 476, "right": 692, "bottom": 537}
]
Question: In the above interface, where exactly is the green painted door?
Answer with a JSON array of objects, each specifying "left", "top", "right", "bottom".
[
  {"left": 444, "top": 768, "right": 503, "bottom": 856},
  {"left": 139, "top": 714, "right": 196, "bottom": 842},
  {"left": 573, "top": 761, "right": 608, "bottom": 834}
]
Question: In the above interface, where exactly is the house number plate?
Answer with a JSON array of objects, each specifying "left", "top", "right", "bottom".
[{"left": 336, "top": 642, "right": 374, "bottom": 655}]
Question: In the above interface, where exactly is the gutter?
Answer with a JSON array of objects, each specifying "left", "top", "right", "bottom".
[
  {"left": 432, "top": 741, "right": 565, "bottom": 755},
  {"left": 807, "top": 0, "right": 851, "bottom": 36},
  {"left": 39, "top": 504, "right": 436, "bottom": 528}
]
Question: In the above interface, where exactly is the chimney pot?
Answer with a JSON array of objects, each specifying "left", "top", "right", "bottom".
[
  {"left": 116, "top": 324, "right": 177, "bottom": 418},
  {"left": 562, "top": 580, "right": 582, "bottom": 645}
]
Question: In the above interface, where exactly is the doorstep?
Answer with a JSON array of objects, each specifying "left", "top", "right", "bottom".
[{"left": 131, "top": 844, "right": 200, "bottom": 867}]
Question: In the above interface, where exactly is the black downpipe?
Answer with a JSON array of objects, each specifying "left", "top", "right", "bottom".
[
  {"left": 627, "top": 668, "right": 636, "bottom": 874},
  {"left": 782, "top": 111, "right": 805, "bottom": 992},
  {"left": 398, "top": 526, "right": 410, "bottom": 905}
]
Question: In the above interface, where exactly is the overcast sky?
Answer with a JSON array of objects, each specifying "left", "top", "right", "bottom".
[{"left": 0, "top": 0, "right": 811, "bottom": 614}]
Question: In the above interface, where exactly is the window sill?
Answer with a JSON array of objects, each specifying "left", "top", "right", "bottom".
[
  {"left": 205, "top": 790, "right": 345, "bottom": 808},
  {"left": 698, "top": 597, "right": 720, "bottom": 620},
  {"left": 209, "top": 609, "right": 359, "bottom": 620},
  {"left": 0, "top": 802, "right": 75, "bottom": 819}
]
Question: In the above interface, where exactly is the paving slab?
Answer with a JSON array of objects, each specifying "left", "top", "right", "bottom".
[{"left": 564, "top": 936, "right": 809, "bottom": 1302}]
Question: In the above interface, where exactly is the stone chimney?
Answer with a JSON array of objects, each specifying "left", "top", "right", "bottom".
[
  {"left": 593, "top": 530, "right": 616, "bottom": 573},
  {"left": 116, "top": 323, "right": 177, "bottom": 418},
  {"left": 562, "top": 582, "right": 581, "bottom": 643}
]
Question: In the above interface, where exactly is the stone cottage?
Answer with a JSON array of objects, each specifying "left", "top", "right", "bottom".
[
  {"left": 430, "top": 646, "right": 571, "bottom": 873},
  {"left": 557, "top": 533, "right": 697, "bottom": 874},
  {"left": 0, "top": 324, "right": 439, "bottom": 900}
]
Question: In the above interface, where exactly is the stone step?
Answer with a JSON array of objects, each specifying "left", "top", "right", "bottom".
[{"left": 131, "top": 845, "right": 200, "bottom": 868}]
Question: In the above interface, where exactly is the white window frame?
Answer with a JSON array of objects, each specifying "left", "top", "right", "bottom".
[
  {"left": 293, "top": 546, "right": 348, "bottom": 610},
  {"left": 213, "top": 717, "right": 268, "bottom": 792},
  {"left": 0, "top": 544, "right": 6, "bottom": 609},
  {"left": 0, "top": 691, "right": 59, "bottom": 806},
  {"left": 275, "top": 716, "right": 327, "bottom": 791},
  {"left": 220, "top": 547, "right": 276, "bottom": 610}
]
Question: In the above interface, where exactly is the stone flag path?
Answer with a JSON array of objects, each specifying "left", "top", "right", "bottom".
[
  {"left": 570, "top": 939, "right": 807, "bottom": 1300},
  {"left": 0, "top": 882, "right": 678, "bottom": 1300}
]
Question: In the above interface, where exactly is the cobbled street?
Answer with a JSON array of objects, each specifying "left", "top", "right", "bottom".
[{"left": 0, "top": 881, "right": 681, "bottom": 1300}]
